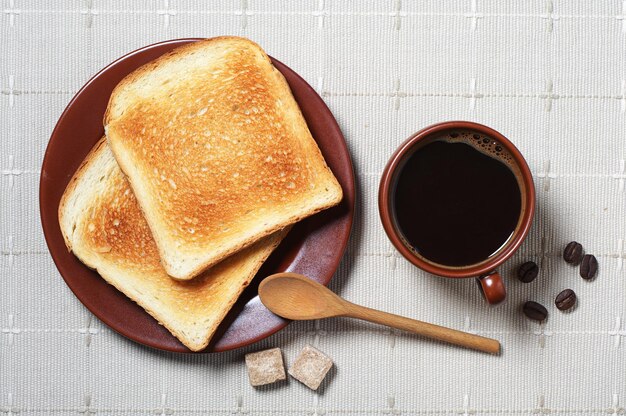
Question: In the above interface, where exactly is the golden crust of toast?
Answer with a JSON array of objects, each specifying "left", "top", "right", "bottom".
[
  {"left": 104, "top": 37, "right": 342, "bottom": 280},
  {"left": 59, "top": 138, "right": 287, "bottom": 351}
]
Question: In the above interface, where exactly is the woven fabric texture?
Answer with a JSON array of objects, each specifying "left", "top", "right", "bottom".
[{"left": 1, "top": 0, "right": 626, "bottom": 415}]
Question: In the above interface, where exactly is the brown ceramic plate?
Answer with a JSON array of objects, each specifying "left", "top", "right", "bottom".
[{"left": 40, "top": 39, "right": 354, "bottom": 353}]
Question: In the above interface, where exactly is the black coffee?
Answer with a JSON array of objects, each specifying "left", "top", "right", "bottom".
[{"left": 392, "top": 132, "right": 522, "bottom": 267}]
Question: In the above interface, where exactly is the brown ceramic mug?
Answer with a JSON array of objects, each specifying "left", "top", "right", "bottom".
[{"left": 378, "top": 121, "right": 535, "bottom": 305}]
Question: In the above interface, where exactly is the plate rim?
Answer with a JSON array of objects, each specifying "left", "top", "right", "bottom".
[{"left": 39, "top": 38, "right": 355, "bottom": 352}]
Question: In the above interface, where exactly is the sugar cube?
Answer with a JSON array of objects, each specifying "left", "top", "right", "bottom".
[
  {"left": 288, "top": 345, "right": 333, "bottom": 390},
  {"left": 245, "top": 347, "right": 286, "bottom": 387}
]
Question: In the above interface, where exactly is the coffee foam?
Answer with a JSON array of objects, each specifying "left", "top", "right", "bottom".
[{"left": 438, "top": 129, "right": 519, "bottom": 174}]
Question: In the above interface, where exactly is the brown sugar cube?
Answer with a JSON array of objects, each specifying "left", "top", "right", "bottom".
[
  {"left": 245, "top": 347, "right": 286, "bottom": 387},
  {"left": 288, "top": 345, "right": 333, "bottom": 390}
]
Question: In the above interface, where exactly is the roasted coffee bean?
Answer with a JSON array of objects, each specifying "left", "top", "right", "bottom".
[
  {"left": 517, "top": 261, "right": 539, "bottom": 283},
  {"left": 522, "top": 301, "right": 548, "bottom": 321},
  {"left": 563, "top": 241, "right": 583, "bottom": 264},
  {"left": 580, "top": 254, "right": 598, "bottom": 279},
  {"left": 555, "top": 289, "right": 577, "bottom": 311}
]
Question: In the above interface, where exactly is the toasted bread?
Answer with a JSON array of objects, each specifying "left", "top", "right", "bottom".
[
  {"left": 59, "top": 138, "right": 287, "bottom": 351},
  {"left": 104, "top": 36, "right": 342, "bottom": 280}
]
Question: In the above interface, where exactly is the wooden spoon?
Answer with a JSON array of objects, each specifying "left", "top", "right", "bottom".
[{"left": 259, "top": 273, "right": 500, "bottom": 354}]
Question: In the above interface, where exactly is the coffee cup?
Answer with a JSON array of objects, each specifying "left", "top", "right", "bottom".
[{"left": 378, "top": 121, "right": 535, "bottom": 305}]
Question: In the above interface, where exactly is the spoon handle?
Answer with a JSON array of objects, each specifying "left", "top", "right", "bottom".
[{"left": 345, "top": 303, "right": 500, "bottom": 354}]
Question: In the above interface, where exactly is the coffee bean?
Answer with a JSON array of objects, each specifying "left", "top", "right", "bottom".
[
  {"left": 580, "top": 254, "right": 598, "bottom": 280},
  {"left": 555, "top": 289, "right": 577, "bottom": 311},
  {"left": 522, "top": 301, "right": 548, "bottom": 321},
  {"left": 517, "top": 261, "right": 539, "bottom": 283},
  {"left": 563, "top": 241, "right": 583, "bottom": 264}
]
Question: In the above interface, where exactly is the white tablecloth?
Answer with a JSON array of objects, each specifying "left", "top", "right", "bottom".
[{"left": 2, "top": 1, "right": 625, "bottom": 415}]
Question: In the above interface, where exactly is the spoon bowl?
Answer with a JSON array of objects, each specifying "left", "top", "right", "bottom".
[{"left": 259, "top": 273, "right": 346, "bottom": 320}]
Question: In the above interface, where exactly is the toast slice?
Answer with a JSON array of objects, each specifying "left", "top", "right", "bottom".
[
  {"left": 104, "top": 36, "right": 342, "bottom": 280},
  {"left": 59, "top": 137, "right": 287, "bottom": 351}
]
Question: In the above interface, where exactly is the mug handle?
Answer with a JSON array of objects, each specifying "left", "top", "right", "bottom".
[{"left": 476, "top": 271, "right": 506, "bottom": 305}]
